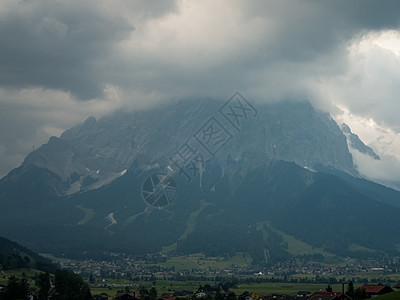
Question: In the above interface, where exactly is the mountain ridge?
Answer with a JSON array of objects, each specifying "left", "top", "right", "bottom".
[
  {"left": 341, "top": 123, "right": 380, "bottom": 160},
  {"left": 20, "top": 98, "right": 356, "bottom": 195},
  {"left": 1, "top": 97, "right": 399, "bottom": 263}
]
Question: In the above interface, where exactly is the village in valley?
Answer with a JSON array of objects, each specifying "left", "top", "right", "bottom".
[{"left": 31, "top": 252, "right": 400, "bottom": 300}]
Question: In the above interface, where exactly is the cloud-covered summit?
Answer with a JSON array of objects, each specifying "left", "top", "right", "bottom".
[{"left": 1, "top": 0, "right": 400, "bottom": 181}]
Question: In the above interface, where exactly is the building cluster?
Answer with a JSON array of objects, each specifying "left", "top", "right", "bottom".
[
  {"left": 94, "top": 284, "right": 400, "bottom": 300},
  {"left": 55, "top": 254, "right": 400, "bottom": 280}
]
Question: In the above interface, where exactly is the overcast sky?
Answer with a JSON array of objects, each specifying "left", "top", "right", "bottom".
[{"left": 1, "top": 0, "right": 400, "bottom": 185}]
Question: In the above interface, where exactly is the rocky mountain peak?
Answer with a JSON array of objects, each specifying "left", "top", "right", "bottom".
[
  {"left": 340, "top": 123, "right": 380, "bottom": 160},
  {"left": 20, "top": 99, "right": 356, "bottom": 195}
]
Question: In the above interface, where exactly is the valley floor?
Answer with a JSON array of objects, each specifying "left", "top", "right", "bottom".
[
  {"left": 2, "top": 266, "right": 400, "bottom": 299},
  {"left": 36, "top": 252, "right": 400, "bottom": 298}
]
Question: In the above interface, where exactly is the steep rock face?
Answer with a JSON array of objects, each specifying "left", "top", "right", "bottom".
[
  {"left": 20, "top": 99, "right": 356, "bottom": 194},
  {"left": 23, "top": 115, "right": 138, "bottom": 194},
  {"left": 227, "top": 101, "right": 355, "bottom": 174},
  {"left": 341, "top": 123, "right": 380, "bottom": 160}
]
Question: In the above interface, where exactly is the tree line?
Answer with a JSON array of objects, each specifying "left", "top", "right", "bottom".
[{"left": 0, "top": 270, "right": 91, "bottom": 300}]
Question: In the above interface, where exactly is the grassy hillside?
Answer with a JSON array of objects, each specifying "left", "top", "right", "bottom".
[{"left": 374, "top": 291, "right": 400, "bottom": 300}]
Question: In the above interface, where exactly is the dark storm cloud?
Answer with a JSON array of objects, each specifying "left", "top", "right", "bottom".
[
  {"left": 322, "top": 0, "right": 400, "bottom": 30},
  {"left": 234, "top": 0, "right": 400, "bottom": 61},
  {"left": 0, "top": 0, "right": 134, "bottom": 99},
  {"left": 1, "top": 0, "right": 400, "bottom": 179},
  {"left": 1, "top": 0, "right": 400, "bottom": 101},
  {"left": 102, "top": 0, "right": 400, "bottom": 108}
]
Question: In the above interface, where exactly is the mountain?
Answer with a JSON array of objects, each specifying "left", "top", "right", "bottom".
[
  {"left": 0, "top": 236, "right": 55, "bottom": 271},
  {"left": 1, "top": 96, "right": 400, "bottom": 263},
  {"left": 341, "top": 123, "right": 380, "bottom": 160},
  {"left": 20, "top": 99, "right": 356, "bottom": 195}
]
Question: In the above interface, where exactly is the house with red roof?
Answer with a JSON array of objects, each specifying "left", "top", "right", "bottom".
[{"left": 360, "top": 285, "right": 393, "bottom": 297}]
